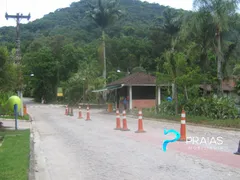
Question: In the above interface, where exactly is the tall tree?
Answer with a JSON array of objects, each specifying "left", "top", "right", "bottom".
[
  {"left": 181, "top": 10, "right": 216, "bottom": 95},
  {"left": 85, "top": 0, "right": 122, "bottom": 82},
  {"left": 193, "top": 0, "right": 240, "bottom": 94}
]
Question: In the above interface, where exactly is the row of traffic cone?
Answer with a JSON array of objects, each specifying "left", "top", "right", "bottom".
[
  {"left": 65, "top": 105, "right": 91, "bottom": 120},
  {"left": 65, "top": 105, "right": 240, "bottom": 156},
  {"left": 114, "top": 109, "right": 146, "bottom": 133}
]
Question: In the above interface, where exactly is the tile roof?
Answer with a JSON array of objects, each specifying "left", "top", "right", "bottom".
[{"left": 107, "top": 72, "right": 156, "bottom": 86}]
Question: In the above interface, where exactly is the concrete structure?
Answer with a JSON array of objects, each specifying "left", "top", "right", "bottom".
[{"left": 93, "top": 72, "right": 166, "bottom": 110}]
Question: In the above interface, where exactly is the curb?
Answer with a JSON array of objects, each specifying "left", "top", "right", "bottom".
[
  {"left": 28, "top": 114, "right": 36, "bottom": 180},
  {"left": 0, "top": 119, "right": 31, "bottom": 122},
  {"left": 127, "top": 114, "right": 240, "bottom": 132},
  {"left": 0, "top": 113, "right": 32, "bottom": 122}
]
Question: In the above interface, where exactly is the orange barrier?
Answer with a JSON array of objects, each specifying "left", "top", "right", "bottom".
[
  {"left": 114, "top": 109, "right": 121, "bottom": 130},
  {"left": 121, "top": 110, "right": 130, "bottom": 131},
  {"left": 179, "top": 109, "right": 187, "bottom": 141},
  {"left": 78, "top": 106, "right": 83, "bottom": 119},
  {"left": 135, "top": 110, "right": 146, "bottom": 133},
  {"left": 85, "top": 105, "right": 91, "bottom": 121}
]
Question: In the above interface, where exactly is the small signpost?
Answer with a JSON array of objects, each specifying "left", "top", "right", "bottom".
[
  {"left": 14, "top": 104, "right": 18, "bottom": 130},
  {"left": 57, "top": 87, "right": 64, "bottom": 97}
]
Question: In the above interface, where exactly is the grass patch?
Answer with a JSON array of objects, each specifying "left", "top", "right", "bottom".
[
  {"left": 0, "top": 129, "right": 30, "bottom": 180},
  {"left": 0, "top": 114, "right": 30, "bottom": 120},
  {"left": 139, "top": 110, "right": 240, "bottom": 129}
]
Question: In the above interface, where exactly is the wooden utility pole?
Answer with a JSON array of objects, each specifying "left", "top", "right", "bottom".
[
  {"left": 5, "top": 13, "right": 30, "bottom": 64},
  {"left": 5, "top": 12, "right": 31, "bottom": 116}
]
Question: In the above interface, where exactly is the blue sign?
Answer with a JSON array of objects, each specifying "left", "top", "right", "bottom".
[{"left": 162, "top": 129, "right": 180, "bottom": 152}]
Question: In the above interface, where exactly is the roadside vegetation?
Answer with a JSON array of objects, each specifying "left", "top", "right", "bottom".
[
  {"left": 0, "top": 129, "right": 30, "bottom": 180},
  {"left": 0, "top": 114, "right": 30, "bottom": 121},
  {"left": 138, "top": 108, "right": 240, "bottom": 129}
]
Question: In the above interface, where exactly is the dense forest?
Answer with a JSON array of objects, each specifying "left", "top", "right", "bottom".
[{"left": 1, "top": 0, "right": 240, "bottom": 120}]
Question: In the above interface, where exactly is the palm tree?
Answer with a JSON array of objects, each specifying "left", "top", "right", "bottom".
[
  {"left": 193, "top": 0, "right": 240, "bottom": 94},
  {"left": 181, "top": 9, "right": 215, "bottom": 95},
  {"left": 86, "top": 0, "right": 122, "bottom": 83},
  {"left": 157, "top": 8, "right": 184, "bottom": 115}
]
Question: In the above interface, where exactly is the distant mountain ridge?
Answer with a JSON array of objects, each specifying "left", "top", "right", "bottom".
[{"left": 0, "top": 0, "right": 185, "bottom": 47}]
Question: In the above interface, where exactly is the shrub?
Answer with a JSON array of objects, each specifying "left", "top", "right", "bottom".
[
  {"left": 156, "top": 96, "right": 238, "bottom": 119},
  {"left": 158, "top": 101, "right": 175, "bottom": 115},
  {"left": 0, "top": 91, "right": 17, "bottom": 115},
  {"left": 184, "top": 96, "right": 238, "bottom": 119}
]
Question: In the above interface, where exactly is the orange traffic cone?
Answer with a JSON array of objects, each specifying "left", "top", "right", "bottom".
[
  {"left": 78, "top": 106, "right": 83, "bottom": 119},
  {"left": 178, "top": 109, "right": 187, "bottom": 141},
  {"left": 135, "top": 110, "right": 146, "bottom": 133},
  {"left": 65, "top": 105, "right": 69, "bottom": 115},
  {"left": 234, "top": 140, "right": 240, "bottom": 155},
  {"left": 114, "top": 109, "right": 121, "bottom": 130},
  {"left": 23, "top": 104, "right": 27, "bottom": 115},
  {"left": 85, "top": 105, "right": 91, "bottom": 121},
  {"left": 121, "top": 110, "right": 130, "bottom": 131}
]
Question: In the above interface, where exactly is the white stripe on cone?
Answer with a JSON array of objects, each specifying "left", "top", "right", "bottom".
[
  {"left": 181, "top": 113, "right": 186, "bottom": 118},
  {"left": 181, "top": 120, "right": 186, "bottom": 124}
]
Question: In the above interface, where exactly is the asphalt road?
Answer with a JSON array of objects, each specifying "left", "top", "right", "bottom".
[{"left": 27, "top": 102, "right": 240, "bottom": 180}]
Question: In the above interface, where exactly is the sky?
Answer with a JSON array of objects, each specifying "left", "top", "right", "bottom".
[{"left": 0, "top": 0, "right": 194, "bottom": 27}]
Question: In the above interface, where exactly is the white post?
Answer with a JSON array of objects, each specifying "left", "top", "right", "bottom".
[
  {"left": 129, "top": 86, "right": 132, "bottom": 110},
  {"left": 158, "top": 86, "right": 161, "bottom": 105},
  {"left": 18, "top": 90, "right": 23, "bottom": 116}
]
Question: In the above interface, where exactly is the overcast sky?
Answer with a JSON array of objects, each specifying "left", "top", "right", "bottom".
[{"left": 0, "top": 0, "right": 193, "bottom": 27}]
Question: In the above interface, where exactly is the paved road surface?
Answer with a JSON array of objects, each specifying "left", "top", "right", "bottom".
[{"left": 27, "top": 103, "right": 240, "bottom": 180}]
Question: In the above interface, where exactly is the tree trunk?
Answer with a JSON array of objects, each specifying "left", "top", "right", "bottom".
[
  {"left": 102, "top": 30, "right": 106, "bottom": 81},
  {"left": 174, "top": 82, "right": 178, "bottom": 115},
  {"left": 216, "top": 27, "right": 223, "bottom": 95},
  {"left": 172, "top": 83, "right": 175, "bottom": 99},
  {"left": 56, "top": 63, "right": 60, "bottom": 102},
  {"left": 102, "top": 30, "right": 107, "bottom": 102},
  {"left": 155, "top": 85, "right": 159, "bottom": 114},
  {"left": 184, "top": 85, "right": 188, "bottom": 100}
]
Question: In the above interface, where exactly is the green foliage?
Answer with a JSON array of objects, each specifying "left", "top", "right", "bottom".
[
  {"left": 184, "top": 96, "right": 238, "bottom": 119},
  {"left": 0, "top": 46, "right": 18, "bottom": 93},
  {"left": 158, "top": 101, "right": 176, "bottom": 116},
  {"left": 0, "top": 130, "right": 30, "bottom": 180},
  {"left": 0, "top": 92, "right": 17, "bottom": 115},
  {"left": 158, "top": 96, "right": 238, "bottom": 120},
  {"left": 85, "top": 0, "right": 123, "bottom": 30},
  {"left": 235, "top": 80, "right": 240, "bottom": 95}
]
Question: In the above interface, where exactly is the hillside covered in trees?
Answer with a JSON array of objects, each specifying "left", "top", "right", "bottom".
[{"left": 1, "top": 0, "right": 240, "bottom": 121}]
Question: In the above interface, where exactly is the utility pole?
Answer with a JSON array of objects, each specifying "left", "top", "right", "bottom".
[{"left": 5, "top": 12, "right": 31, "bottom": 116}]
